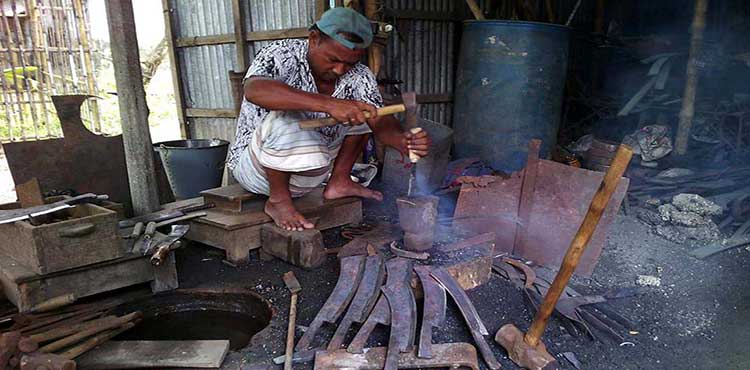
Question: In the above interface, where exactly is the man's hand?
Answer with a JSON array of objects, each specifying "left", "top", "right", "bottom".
[
  {"left": 403, "top": 128, "right": 431, "bottom": 158},
  {"left": 326, "top": 99, "right": 378, "bottom": 125}
]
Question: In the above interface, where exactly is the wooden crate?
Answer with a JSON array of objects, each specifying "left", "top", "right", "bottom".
[{"left": 0, "top": 203, "right": 124, "bottom": 275}]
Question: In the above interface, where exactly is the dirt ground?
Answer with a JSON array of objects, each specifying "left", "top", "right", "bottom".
[{"left": 174, "top": 189, "right": 750, "bottom": 370}]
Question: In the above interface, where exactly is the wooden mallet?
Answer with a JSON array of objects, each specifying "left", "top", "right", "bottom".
[
  {"left": 282, "top": 272, "right": 302, "bottom": 370},
  {"left": 496, "top": 144, "right": 633, "bottom": 370},
  {"left": 297, "top": 104, "right": 407, "bottom": 129}
]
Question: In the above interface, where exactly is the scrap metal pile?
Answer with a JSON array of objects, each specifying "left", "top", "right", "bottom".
[{"left": 287, "top": 255, "right": 487, "bottom": 370}]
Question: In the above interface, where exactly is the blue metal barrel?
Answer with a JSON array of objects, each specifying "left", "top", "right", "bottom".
[{"left": 452, "top": 21, "right": 570, "bottom": 172}]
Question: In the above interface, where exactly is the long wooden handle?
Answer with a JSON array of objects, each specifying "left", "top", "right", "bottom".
[
  {"left": 298, "top": 104, "right": 406, "bottom": 129},
  {"left": 466, "top": 0, "right": 485, "bottom": 20},
  {"left": 525, "top": 145, "right": 633, "bottom": 346},
  {"left": 284, "top": 293, "right": 298, "bottom": 370}
]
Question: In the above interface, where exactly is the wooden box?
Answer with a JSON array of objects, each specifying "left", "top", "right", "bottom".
[{"left": 0, "top": 203, "right": 124, "bottom": 275}]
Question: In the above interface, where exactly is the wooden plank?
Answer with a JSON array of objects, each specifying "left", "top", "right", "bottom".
[
  {"left": 16, "top": 178, "right": 44, "bottom": 207},
  {"left": 201, "top": 184, "right": 260, "bottom": 212},
  {"left": 76, "top": 340, "right": 230, "bottom": 369},
  {"left": 185, "top": 108, "right": 237, "bottom": 119},
  {"left": 0, "top": 252, "right": 157, "bottom": 312},
  {"left": 105, "top": 0, "right": 160, "bottom": 215},
  {"left": 196, "top": 189, "right": 360, "bottom": 231},
  {"left": 161, "top": 0, "right": 189, "bottom": 139},
  {"left": 174, "top": 34, "right": 234, "bottom": 48},
  {"left": 231, "top": 0, "right": 248, "bottom": 72},
  {"left": 175, "top": 28, "right": 310, "bottom": 48},
  {"left": 384, "top": 9, "right": 462, "bottom": 21}
]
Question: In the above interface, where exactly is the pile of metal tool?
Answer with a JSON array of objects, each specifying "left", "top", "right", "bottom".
[
  {"left": 493, "top": 257, "right": 639, "bottom": 343},
  {"left": 280, "top": 254, "right": 497, "bottom": 370},
  {"left": 118, "top": 203, "right": 211, "bottom": 266}
]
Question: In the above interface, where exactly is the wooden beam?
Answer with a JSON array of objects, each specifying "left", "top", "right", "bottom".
[
  {"left": 174, "top": 34, "right": 234, "bottom": 48},
  {"left": 316, "top": 0, "right": 327, "bottom": 19},
  {"left": 161, "top": 0, "right": 189, "bottom": 139},
  {"left": 231, "top": 0, "right": 249, "bottom": 72},
  {"left": 675, "top": 0, "right": 709, "bottom": 155},
  {"left": 383, "top": 9, "right": 462, "bottom": 22},
  {"left": 245, "top": 27, "right": 309, "bottom": 42},
  {"left": 174, "top": 28, "right": 310, "bottom": 48},
  {"left": 105, "top": 0, "right": 160, "bottom": 215},
  {"left": 186, "top": 108, "right": 237, "bottom": 119}
]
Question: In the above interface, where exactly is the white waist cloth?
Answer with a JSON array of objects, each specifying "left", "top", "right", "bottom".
[{"left": 232, "top": 111, "right": 371, "bottom": 197}]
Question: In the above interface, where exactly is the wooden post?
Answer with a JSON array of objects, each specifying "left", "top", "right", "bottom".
[
  {"left": 105, "top": 0, "right": 160, "bottom": 215},
  {"left": 231, "top": 0, "right": 248, "bottom": 73},
  {"left": 675, "top": 0, "right": 709, "bottom": 155},
  {"left": 161, "top": 0, "right": 189, "bottom": 139},
  {"left": 365, "top": 0, "right": 383, "bottom": 77}
]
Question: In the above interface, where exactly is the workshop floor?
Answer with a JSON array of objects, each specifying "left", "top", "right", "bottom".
[{"left": 175, "top": 192, "right": 750, "bottom": 370}]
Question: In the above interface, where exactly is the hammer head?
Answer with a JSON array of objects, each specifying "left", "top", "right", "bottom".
[
  {"left": 401, "top": 92, "right": 418, "bottom": 129},
  {"left": 283, "top": 271, "right": 301, "bottom": 294},
  {"left": 495, "top": 324, "right": 559, "bottom": 370}
]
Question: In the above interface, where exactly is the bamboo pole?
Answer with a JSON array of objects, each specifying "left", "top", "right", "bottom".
[
  {"left": 26, "top": 0, "right": 54, "bottom": 138},
  {"left": 675, "top": 0, "right": 709, "bottom": 155},
  {"left": 0, "top": 5, "right": 17, "bottom": 140},
  {"left": 0, "top": 0, "right": 28, "bottom": 140},
  {"left": 48, "top": 0, "right": 71, "bottom": 94},
  {"left": 11, "top": 0, "right": 41, "bottom": 139},
  {"left": 72, "top": 0, "right": 101, "bottom": 131},
  {"left": 465, "top": 0, "right": 485, "bottom": 20}
]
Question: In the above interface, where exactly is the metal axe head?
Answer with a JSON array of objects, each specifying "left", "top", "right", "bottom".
[
  {"left": 283, "top": 271, "right": 301, "bottom": 294},
  {"left": 401, "top": 91, "right": 418, "bottom": 129}
]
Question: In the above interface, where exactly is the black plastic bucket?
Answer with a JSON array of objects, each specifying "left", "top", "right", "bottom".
[{"left": 155, "top": 139, "right": 229, "bottom": 199}]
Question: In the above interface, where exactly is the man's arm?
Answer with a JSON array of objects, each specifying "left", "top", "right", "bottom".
[{"left": 244, "top": 77, "right": 377, "bottom": 124}]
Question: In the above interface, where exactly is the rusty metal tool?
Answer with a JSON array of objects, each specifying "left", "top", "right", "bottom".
[
  {"left": 430, "top": 267, "right": 500, "bottom": 370},
  {"left": 298, "top": 104, "right": 406, "bottom": 129},
  {"left": 135, "top": 221, "right": 157, "bottom": 255},
  {"left": 283, "top": 272, "right": 302, "bottom": 370},
  {"left": 400, "top": 92, "right": 421, "bottom": 196},
  {"left": 148, "top": 224, "right": 189, "bottom": 258},
  {"left": 118, "top": 202, "right": 214, "bottom": 228},
  {"left": 328, "top": 254, "right": 385, "bottom": 351},
  {"left": 496, "top": 144, "right": 633, "bottom": 370},
  {"left": 314, "top": 342, "right": 480, "bottom": 369},
  {"left": 0, "top": 193, "right": 107, "bottom": 224},
  {"left": 414, "top": 265, "right": 446, "bottom": 359},
  {"left": 347, "top": 258, "right": 414, "bottom": 354},
  {"left": 296, "top": 255, "right": 366, "bottom": 351},
  {"left": 389, "top": 241, "right": 430, "bottom": 260},
  {"left": 382, "top": 259, "right": 417, "bottom": 370}
]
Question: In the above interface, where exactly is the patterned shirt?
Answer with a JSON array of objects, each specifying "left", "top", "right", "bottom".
[{"left": 226, "top": 39, "right": 383, "bottom": 170}]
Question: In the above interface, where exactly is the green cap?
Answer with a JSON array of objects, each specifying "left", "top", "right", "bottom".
[{"left": 314, "top": 7, "right": 373, "bottom": 49}]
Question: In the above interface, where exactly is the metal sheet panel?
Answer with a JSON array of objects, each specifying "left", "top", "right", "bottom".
[
  {"left": 244, "top": 0, "right": 319, "bottom": 58},
  {"left": 383, "top": 0, "right": 456, "bottom": 126},
  {"left": 190, "top": 117, "right": 237, "bottom": 143},
  {"left": 179, "top": 44, "right": 237, "bottom": 109},
  {"left": 170, "top": 0, "right": 234, "bottom": 38}
]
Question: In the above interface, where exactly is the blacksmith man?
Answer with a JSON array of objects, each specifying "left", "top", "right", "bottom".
[{"left": 227, "top": 8, "right": 431, "bottom": 231}]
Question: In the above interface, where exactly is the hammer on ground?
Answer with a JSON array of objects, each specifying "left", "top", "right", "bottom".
[
  {"left": 282, "top": 271, "right": 302, "bottom": 370},
  {"left": 495, "top": 144, "right": 633, "bottom": 370}
]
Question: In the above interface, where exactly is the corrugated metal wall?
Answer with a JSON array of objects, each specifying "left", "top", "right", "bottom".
[
  {"left": 168, "top": 0, "right": 320, "bottom": 142},
  {"left": 383, "top": 0, "right": 457, "bottom": 126}
]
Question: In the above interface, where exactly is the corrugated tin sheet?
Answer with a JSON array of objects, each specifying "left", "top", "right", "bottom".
[
  {"left": 383, "top": 0, "right": 457, "bottom": 126},
  {"left": 190, "top": 117, "right": 237, "bottom": 142},
  {"left": 244, "top": 0, "right": 318, "bottom": 58},
  {"left": 170, "top": 0, "right": 234, "bottom": 38},
  {"left": 180, "top": 44, "right": 237, "bottom": 109}
]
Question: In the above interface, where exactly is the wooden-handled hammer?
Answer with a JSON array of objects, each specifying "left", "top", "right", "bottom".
[
  {"left": 496, "top": 144, "right": 633, "bottom": 370},
  {"left": 282, "top": 271, "right": 302, "bottom": 370},
  {"left": 297, "top": 93, "right": 418, "bottom": 129}
]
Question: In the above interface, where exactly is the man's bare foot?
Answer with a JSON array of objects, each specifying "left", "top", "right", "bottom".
[
  {"left": 264, "top": 197, "right": 315, "bottom": 231},
  {"left": 324, "top": 176, "right": 384, "bottom": 201}
]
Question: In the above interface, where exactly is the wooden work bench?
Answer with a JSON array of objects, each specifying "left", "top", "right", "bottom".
[
  {"left": 0, "top": 250, "right": 177, "bottom": 312},
  {"left": 169, "top": 185, "right": 363, "bottom": 265}
]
